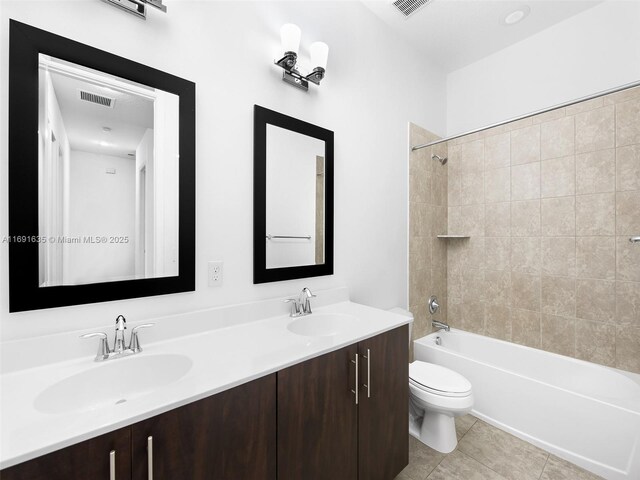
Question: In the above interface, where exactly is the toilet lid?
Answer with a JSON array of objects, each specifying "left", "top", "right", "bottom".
[{"left": 409, "top": 361, "right": 472, "bottom": 395}]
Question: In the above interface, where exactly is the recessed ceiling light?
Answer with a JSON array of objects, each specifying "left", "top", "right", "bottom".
[
  {"left": 502, "top": 5, "right": 531, "bottom": 26},
  {"left": 102, "top": 126, "right": 112, "bottom": 133}
]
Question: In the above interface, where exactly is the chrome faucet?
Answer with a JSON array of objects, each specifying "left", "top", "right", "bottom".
[
  {"left": 81, "top": 315, "right": 154, "bottom": 362},
  {"left": 432, "top": 320, "right": 450, "bottom": 332},
  {"left": 285, "top": 287, "right": 317, "bottom": 317}
]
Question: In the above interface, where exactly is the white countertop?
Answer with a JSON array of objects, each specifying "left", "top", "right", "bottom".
[{"left": 0, "top": 297, "right": 410, "bottom": 469}]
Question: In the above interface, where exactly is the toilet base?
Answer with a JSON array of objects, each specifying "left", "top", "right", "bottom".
[{"left": 418, "top": 410, "right": 457, "bottom": 453}]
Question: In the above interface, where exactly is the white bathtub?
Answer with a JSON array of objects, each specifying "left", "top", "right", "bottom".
[{"left": 413, "top": 329, "right": 640, "bottom": 480}]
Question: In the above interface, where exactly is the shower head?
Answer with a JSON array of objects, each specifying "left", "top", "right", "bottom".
[{"left": 432, "top": 154, "right": 447, "bottom": 165}]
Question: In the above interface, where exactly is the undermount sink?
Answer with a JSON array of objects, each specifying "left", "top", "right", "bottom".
[
  {"left": 34, "top": 353, "right": 192, "bottom": 415},
  {"left": 287, "top": 313, "right": 361, "bottom": 337}
]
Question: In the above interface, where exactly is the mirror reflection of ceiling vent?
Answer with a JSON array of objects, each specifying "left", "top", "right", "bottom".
[
  {"left": 392, "top": 0, "right": 432, "bottom": 18},
  {"left": 78, "top": 90, "right": 115, "bottom": 108}
]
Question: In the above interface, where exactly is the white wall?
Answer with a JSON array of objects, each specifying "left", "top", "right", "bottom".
[
  {"left": 67, "top": 150, "right": 136, "bottom": 284},
  {"left": 266, "top": 124, "right": 321, "bottom": 269},
  {"left": 0, "top": 1, "right": 447, "bottom": 340},
  {"left": 446, "top": 1, "right": 640, "bottom": 135}
]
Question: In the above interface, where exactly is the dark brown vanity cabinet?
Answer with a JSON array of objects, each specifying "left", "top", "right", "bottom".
[
  {"left": 278, "top": 325, "right": 409, "bottom": 480},
  {"left": 131, "top": 373, "right": 276, "bottom": 480},
  {"left": 2, "top": 326, "right": 407, "bottom": 480},
  {"left": 1, "top": 374, "right": 276, "bottom": 480},
  {"left": 0, "top": 427, "right": 132, "bottom": 480}
]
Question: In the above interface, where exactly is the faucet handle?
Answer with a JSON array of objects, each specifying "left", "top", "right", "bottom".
[
  {"left": 115, "top": 314, "right": 127, "bottom": 330},
  {"left": 80, "top": 332, "right": 110, "bottom": 361},
  {"left": 285, "top": 297, "right": 302, "bottom": 316},
  {"left": 129, "top": 323, "right": 155, "bottom": 353},
  {"left": 301, "top": 287, "right": 316, "bottom": 298}
]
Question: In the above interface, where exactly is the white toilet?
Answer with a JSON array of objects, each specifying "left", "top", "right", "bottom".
[{"left": 409, "top": 360, "right": 473, "bottom": 453}]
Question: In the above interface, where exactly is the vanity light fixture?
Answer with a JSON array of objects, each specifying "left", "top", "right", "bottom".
[
  {"left": 274, "top": 24, "right": 329, "bottom": 92},
  {"left": 101, "top": 0, "right": 167, "bottom": 20}
]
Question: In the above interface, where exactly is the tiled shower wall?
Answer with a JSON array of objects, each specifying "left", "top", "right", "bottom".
[
  {"left": 408, "top": 124, "right": 448, "bottom": 354},
  {"left": 445, "top": 86, "right": 640, "bottom": 374}
]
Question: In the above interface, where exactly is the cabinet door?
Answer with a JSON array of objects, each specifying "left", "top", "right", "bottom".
[
  {"left": 277, "top": 344, "right": 358, "bottom": 480},
  {"left": 1, "top": 427, "right": 131, "bottom": 480},
  {"left": 131, "top": 374, "right": 276, "bottom": 480},
  {"left": 358, "top": 325, "right": 409, "bottom": 480}
]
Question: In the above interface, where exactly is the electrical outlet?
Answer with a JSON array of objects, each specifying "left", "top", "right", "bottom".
[{"left": 208, "top": 261, "right": 223, "bottom": 287}]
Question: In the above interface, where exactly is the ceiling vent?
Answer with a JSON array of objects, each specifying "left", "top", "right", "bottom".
[
  {"left": 392, "top": 0, "right": 432, "bottom": 18},
  {"left": 78, "top": 89, "right": 115, "bottom": 108}
]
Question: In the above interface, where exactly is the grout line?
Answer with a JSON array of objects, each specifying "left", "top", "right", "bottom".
[{"left": 538, "top": 454, "right": 551, "bottom": 480}]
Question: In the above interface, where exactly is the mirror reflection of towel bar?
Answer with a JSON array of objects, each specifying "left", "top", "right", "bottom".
[
  {"left": 631, "top": 236, "right": 640, "bottom": 243},
  {"left": 266, "top": 235, "right": 311, "bottom": 240}
]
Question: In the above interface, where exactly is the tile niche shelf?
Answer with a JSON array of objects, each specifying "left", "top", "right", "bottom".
[{"left": 436, "top": 235, "right": 470, "bottom": 239}]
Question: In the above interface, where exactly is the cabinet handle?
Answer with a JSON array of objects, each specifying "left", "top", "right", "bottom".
[
  {"left": 363, "top": 348, "right": 371, "bottom": 398},
  {"left": 147, "top": 436, "right": 153, "bottom": 480},
  {"left": 351, "top": 353, "right": 359, "bottom": 405},
  {"left": 109, "top": 450, "right": 116, "bottom": 480}
]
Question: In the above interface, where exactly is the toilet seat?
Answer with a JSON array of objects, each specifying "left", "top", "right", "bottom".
[{"left": 409, "top": 361, "right": 472, "bottom": 398}]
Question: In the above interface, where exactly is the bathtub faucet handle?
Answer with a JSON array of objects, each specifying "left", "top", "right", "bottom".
[{"left": 428, "top": 296, "right": 440, "bottom": 315}]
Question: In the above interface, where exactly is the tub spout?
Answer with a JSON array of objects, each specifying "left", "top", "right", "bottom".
[{"left": 432, "top": 320, "right": 450, "bottom": 332}]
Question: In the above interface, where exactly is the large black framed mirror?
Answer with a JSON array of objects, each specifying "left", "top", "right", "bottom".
[
  {"left": 253, "top": 105, "right": 334, "bottom": 284},
  {"left": 8, "top": 20, "right": 196, "bottom": 312}
]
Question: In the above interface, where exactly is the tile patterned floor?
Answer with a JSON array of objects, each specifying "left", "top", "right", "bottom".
[{"left": 395, "top": 416, "right": 603, "bottom": 480}]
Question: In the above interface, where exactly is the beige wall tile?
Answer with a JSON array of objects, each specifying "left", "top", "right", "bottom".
[
  {"left": 541, "top": 116, "right": 574, "bottom": 160},
  {"left": 575, "top": 319, "right": 615, "bottom": 366},
  {"left": 459, "top": 301, "right": 486, "bottom": 334},
  {"left": 447, "top": 144, "right": 462, "bottom": 177},
  {"left": 447, "top": 270, "right": 463, "bottom": 304},
  {"left": 485, "top": 237, "right": 511, "bottom": 271},
  {"left": 485, "top": 270, "right": 511, "bottom": 306},
  {"left": 541, "top": 276, "right": 576, "bottom": 317},
  {"left": 511, "top": 200, "right": 540, "bottom": 237},
  {"left": 575, "top": 105, "right": 615, "bottom": 153},
  {"left": 603, "top": 85, "right": 640, "bottom": 105},
  {"left": 409, "top": 202, "right": 429, "bottom": 237},
  {"left": 541, "top": 314, "right": 575, "bottom": 357},
  {"left": 409, "top": 173, "right": 430, "bottom": 203},
  {"left": 565, "top": 97, "right": 603, "bottom": 115},
  {"left": 542, "top": 237, "right": 576, "bottom": 277},
  {"left": 541, "top": 197, "right": 575, "bottom": 236},
  {"left": 484, "top": 132, "right": 510, "bottom": 170},
  {"left": 575, "top": 193, "right": 615, "bottom": 235},
  {"left": 410, "top": 235, "right": 431, "bottom": 268},
  {"left": 511, "top": 237, "right": 541, "bottom": 275},
  {"left": 485, "top": 203, "right": 510, "bottom": 237},
  {"left": 511, "top": 125, "right": 541, "bottom": 165},
  {"left": 462, "top": 269, "right": 485, "bottom": 303},
  {"left": 511, "top": 272, "right": 541, "bottom": 311},
  {"left": 461, "top": 172, "right": 484, "bottom": 205},
  {"left": 616, "top": 145, "right": 640, "bottom": 192},
  {"left": 448, "top": 206, "right": 463, "bottom": 234},
  {"left": 485, "top": 305, "right": 512, "bottom": 341},
  {"left": 511, "top": 162, "right": 541, "bottom": 200},
  {"left": 431, "top": 171, "right": 447, "bottom": 207},
  {"left": 576, "top": 236, "right": 615, "bottom": 280},
  {"left": 409, "top": 267, "right": 430, "bottom": 307},
  {"left": 616, "top": 190, "right": 640, "bottom": 235},
  {"left": 615, "top": 326, "right": 640, "bottom": 373},
  {"left": 616, "top": 236, "right": 640, "bottom": 282},
  {"left": 616, "top": 281, "right": 640, "bottom": 327},
  {"left": 575, "top": 149, "right": 615, "bottom": 195},
  {"left": 461, "top": 204, "right": 485, "bottom": 236},
  {"left": 616, "top": 98, "right": 640, "bottom": 147},
  {"left": 448, "top": 173, "right": 462, "bottom": 206},
  {"left": 484, "top": 167, "right": 510, "bottom": 203},
  {"left": 576, "top": 279, "right": 616, "bottom": 323},
  {"left": 457, "top": 237, "right": 485, "bottom": 270},
  {"left": 532, "top": 107, "right": 565, "bottom": 125},
  {"left": 461, "top": 140, "right": 484, "bottom": 173},
  {"left": 512, "top": 309, "right": 541, "bottom": 348},
  {"left": 541, "top": 156, "right": 575, "bottom": 198}
]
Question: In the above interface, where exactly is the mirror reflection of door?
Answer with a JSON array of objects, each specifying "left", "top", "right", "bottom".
[
  {"left": 37, "top": 54, "right": 180, "bottom": 287},
  {"left": 265, "top": 125, "right": 325, "bottom": 269}
]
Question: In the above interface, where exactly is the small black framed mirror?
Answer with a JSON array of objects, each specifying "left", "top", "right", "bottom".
[
  {"left": 253, "top": 105, "right": 334, "bottom": 284},
  {"left": 8, "top": 20, "right": 196, "bottom": 312}
]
